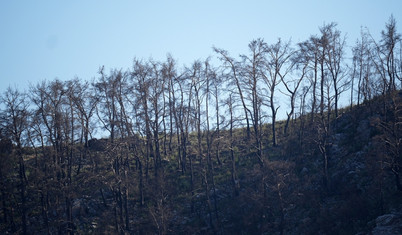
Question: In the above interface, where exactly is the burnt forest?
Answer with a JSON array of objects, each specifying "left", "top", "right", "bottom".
[{"left": 1, "top": 16, "right": 402, "bottom": 234}]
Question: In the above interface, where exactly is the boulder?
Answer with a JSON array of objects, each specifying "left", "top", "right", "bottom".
[{"left": 371, "top": 212, "right": 402, "bottom": 235}]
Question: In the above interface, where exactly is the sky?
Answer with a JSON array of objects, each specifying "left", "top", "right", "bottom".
[{"left": 1, "top": 0, "right": 401, "bottom": 96}]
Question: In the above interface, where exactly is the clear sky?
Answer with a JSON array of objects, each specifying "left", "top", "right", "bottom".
[{"left": 1, "top": 0, "right": 401, "bottom": 95}]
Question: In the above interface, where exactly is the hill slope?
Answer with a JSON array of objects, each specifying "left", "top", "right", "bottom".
[{"left": 1, "top": 91, "right": 401, "bottom": 234}]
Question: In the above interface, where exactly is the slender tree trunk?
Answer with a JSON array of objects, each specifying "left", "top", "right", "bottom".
[
  {"left": 189, "top": 155, "right": 194, "bottom": 213},
  {"left": 311, "top": 58, "right": 318, "bottom": 124},
  {"left": 284, "top": 93, "right": 295, "bottom": 135},
  {"left": 18, "top": 154, "right": 27, "bottom": 235},
  {"left": 320, "top": 54, "right": 325, "bottom": 117},
  {"left": 215, "top": 87, "right": 221, "bottom": 165},
  {"left": 203, "top": 169, "right": 214, "bottom": 231},
  {"left": 144, "top": 97, "right": 152, "bottom": 181},
  {"left": 114, "top": 196, "right": 119, "bottom": 233},
  {"left": 334, "top": 83, "right": 339, "bottom": 119},
  {"left": 205, "top": 75, "right": 221, "bottom": 232},
  {"left": 124, "top": 186, "right": 129, "bottom": 231},
  {"left": 40, "top": 192, "right": 50, "bottom": 234},
  {"left": 137, "top": 157, "right": 144, "bottom": 206},
  {"left": 228, "top": 95, "right": 240, "bottom": 196},
  {"left": 271, "top": 95, "right": 277, "bottom": 147}
]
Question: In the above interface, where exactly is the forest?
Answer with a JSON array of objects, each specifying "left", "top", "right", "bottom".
[{"left": 0, "top": 16, "right": 401, "bottom": 234}]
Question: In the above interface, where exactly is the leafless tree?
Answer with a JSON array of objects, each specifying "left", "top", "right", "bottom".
[
  {"left": 240, "top": 39, "right": 267, "bottom": 161},
  {"left": 262, "top": 38, "right": 294, "bottom": 146},
  {"left": 95, "top": 67, "right": 119, "bottom": 142},
  {"left": 281, "top": 48, "right": 307, "bottom": 135},
  {"left": 226, "top": 93, "right": 240, "bottom": 195},
  {"left": 352, "top": 28, "right": 376, "bottom": 106},
  {"left": 322, "top": 23, "right": 348, "bottom": 119},
  {"left": 381, "top": 15, "right": 401, "bottom": 92},
  {"left": 214, "top": 47, "right": 252, "bottom": 138},
  {"left": 0, "top": 87, "right": 30, "bottom": 235}
]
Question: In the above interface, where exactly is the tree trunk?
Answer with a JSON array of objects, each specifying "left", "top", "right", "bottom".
[
  {"left": 311, "top": 57, "right": 318, "bottom": 124},
  {"left": 19, "top": 156, "right": 27, "bottom": 235},
  {"left": 228, "top": 95, "right": 240, "bottom": 196},
  {"left": 271, "top": 97, "right": 277, "bottom": 147}
]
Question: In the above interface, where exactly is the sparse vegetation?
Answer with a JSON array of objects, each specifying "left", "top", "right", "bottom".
[{"left": 0, "top": 16, "right": 401, "bottom": 234}]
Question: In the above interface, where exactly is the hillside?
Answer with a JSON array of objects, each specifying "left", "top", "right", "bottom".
[{"left": 0, "top": 90, "right": 400, "bottom": 234}]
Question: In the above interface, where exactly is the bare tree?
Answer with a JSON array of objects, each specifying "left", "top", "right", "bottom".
[
  {"left": 240, "top": 39, "right": 267, "bottom": 160},
  {"left": 214, "top": 47, "right": 252, "bottom": 138},
  {"left": 209, "top": 62, "right": 223, "bottom": 165},
  {"left": 161, "top": 55, "right": 178, "bottom": 156},
  {"left": 226, "top": 93, "right": 240, "bottom": 195},
  {"left": 0, "top": 134, "right": 14, "bottom": 231},
  {"left": 352, "top": 27, "right": 375, "bottom": 106},
  {"left": 322, "top": 23, "right": 348, "bottom": 119},
  {"left": 148, "top": 60, "right": 165, "bottom": 175},
  {"left": 381, "top": 15, "right": 401, "bottom": 92},
  {"left": 95, "top": 66, "right": 119, "bottom": 142},
  {"left": 0, "top": 87, "right": 30, "bottom": 235},
  {"left": 281, "top": 48, "right": 307, "bottom": 135},
  {"left": 262, "top": 38, "right": 294, "bottom": 146},
  {"left": 378, "top": 93, "right": 402, "bottom": 191},
  {"left": 131, "top": 60, "right": 153, "bottom": 179},
  {"left": 304, "top": 36, "right": 320, "bottom": 123}
]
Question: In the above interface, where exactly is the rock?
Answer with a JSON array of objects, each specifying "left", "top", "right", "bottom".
[
  {"left": 301, "top": 167, "right": 309, "bottom": 175},
  {"left": 371, "top": 213, "right": 402, "bottom": 235},
  {"left": 181, "top": 216, "right": 190, "bottom": 225},
  {"left": 72, "top": 199, "right": 84, "bottom": 217},
  {"left": 376, "top": 213, "right": 400, "bottom": 226}
]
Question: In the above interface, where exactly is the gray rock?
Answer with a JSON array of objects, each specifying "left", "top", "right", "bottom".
[
  {"left": 372, "top": 213, "right": 402, "bottom": 235},
  {"left": 376, "top": 213, "right": 401, "bottom": 226}
]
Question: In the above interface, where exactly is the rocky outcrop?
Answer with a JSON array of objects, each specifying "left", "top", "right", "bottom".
[{"left": 371, "top": 212, "right": 402, "bottom": 234}]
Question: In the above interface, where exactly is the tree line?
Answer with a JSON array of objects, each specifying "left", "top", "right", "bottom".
[{"left": 0, "top": 16, "right": 401, "bottom": 234}]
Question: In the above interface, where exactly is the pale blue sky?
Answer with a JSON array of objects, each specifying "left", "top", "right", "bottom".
[{"left": 1, "top": 0, "right": 401, "bottom": 94}]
